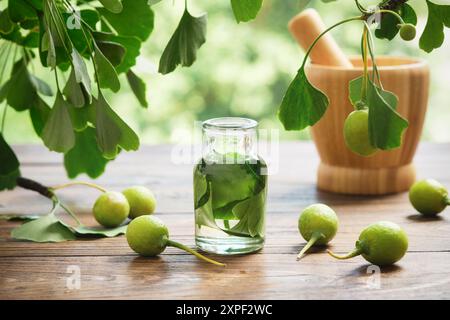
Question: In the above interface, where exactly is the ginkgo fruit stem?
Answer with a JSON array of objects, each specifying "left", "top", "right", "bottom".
[
  {"left": 327, "top": 248, "right": 362, "bottom": 260},
  {"left": 373, "top": 9, "right": 405, "bottom": 26},
  {"left": 166, "top": 239, "right": 226, "bottom": 267},
  {"left": 445, "top": 197, "right": 450, "bottom": 206},
  {"left": 297, "top": 232, "right": 323, "bottom": 261},
  {"left": 51, "top": 181, "right": 107, "bottom": 193}
]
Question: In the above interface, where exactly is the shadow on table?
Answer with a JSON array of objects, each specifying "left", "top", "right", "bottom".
[
  {"left": 295, "top": 244, "right": 329, "bottom": 260},
  {"left": 313, "top": 188, "right": 405, "bottom": 205},
  {"left": 407, "top": 214, "right": 444, "bottom": 222},
  {"left": 349, "top": 264, "right": 403, "bottom": 276}
]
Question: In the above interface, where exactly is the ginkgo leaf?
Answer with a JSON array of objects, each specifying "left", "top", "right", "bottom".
[
  {"left": 194, "top": 163, "right": 209, "bottom": 210},
  {"left": 349, "top": 76, "right": 399, "bottom": 111},
  {"left": 0, "top": 9, "right": 14, "bottom": 34},
  {"left": 278, "top": 67, "right": 329, "bottom": 131},
  {"left": 93, "top": 31, "right": 141, "bottom": 74},
  {"left": 230, "top": 0, "right": 263, "bottom": 23},
  {"left": 0, "top": 133, "right": 20, "bottom": 191},
  {"left": 73, "top": 224, "right": 128, "bottom": 237},
  {"left": 93, "top": 93, "right": 139, "bottom": 159},
  {"left": 71, "top": 49, "right": 92, "bottom": 98},
  {"left": 99, "top": 0, "right": 123, "bottom": 14},
  {"left": 64, "top": 68, "right": 89, "bottom": 108},
  {"left": 29, "top": 96, "right": 51, "bottom": 136},
  {"left": 419, "top": 0, "right": 450, "bottom": 53},
  {"left": 43, "top": 29, "right": 56, "bottom": 68},
  {"left": 367, "top": 81, "right": 408, "bottom": 150},
  {"left": 11, "top": 212, "right": 76, "bottom": 243},
  {"left": 29, "top": 74, "right": 53, "bottom": 96},
  {"left": 126, "top": 70, "right": 148, "bottom": 108},
  {"left": 96, "top": 41, "right": 126, "bottom": 67},
  {"left": 6, "top": 60, "right": 39, "bottom": 111},
  {"left": 231, "top": 190, "right": 266, "bottom": 237},
  {"left": 98, "top": 0, "right": 154, "bottom": 42},
  {"left": 213, "top": 199, "right": 242, "bottom": 220},
  {"left": 158, "top": 8, "right": 207, "bottom": 75},
  {"left": 94, "top": 42, "right": 121, "bottom": 92},
  {"left": 8, "top": 0, "right": 35, "bottom": 23},
  {"left": 57, "top": 210, "right": 128, "bottom": 238},
  {"left": 195, "top": 182, "right": 218, "bottom": 230},
  {"left": 41, "top": 92, "right": 75, "bottom": 153},
  {"left": 67, "top": 102, "right": 90, "bottom": 132},
  {"left": 64, "top": 127, "right": 110, "bottom": 179}
]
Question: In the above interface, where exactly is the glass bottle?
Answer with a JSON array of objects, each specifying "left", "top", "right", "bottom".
[{"left": 194, "top": 117, "right": 268, "bottom": 255}]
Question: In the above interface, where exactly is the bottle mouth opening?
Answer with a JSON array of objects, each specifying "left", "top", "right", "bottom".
[{"left": 202, "top": 117, "right": 258, "bottom": 131}]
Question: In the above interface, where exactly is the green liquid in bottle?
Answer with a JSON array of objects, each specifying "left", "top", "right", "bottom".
[{"left": 194, "top": 153, "right": 267, "bottom": 255}]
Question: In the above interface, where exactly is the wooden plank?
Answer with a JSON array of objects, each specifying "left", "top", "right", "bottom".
[
  {"left": 1, "top": 142, "right": 450, "bottom": 299},
  {"left": 0, "top": 252, "right": 449, "bottom": 300},
  {"left": 1, "top": 210, "right": 449, "bottom": 256}
]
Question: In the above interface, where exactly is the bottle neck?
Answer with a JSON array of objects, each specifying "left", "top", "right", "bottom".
[{"left": 202, "top": 128, "right": 257, "bottom": 163}]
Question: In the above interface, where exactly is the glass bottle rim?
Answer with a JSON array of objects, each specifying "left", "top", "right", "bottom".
[{"left": 202, "top": 117, "right": 258, "bottom": 131}]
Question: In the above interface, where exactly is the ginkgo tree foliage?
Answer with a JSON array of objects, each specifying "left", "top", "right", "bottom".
[{"left": 0, "top": 0, "right": 264, "bottom": 192}]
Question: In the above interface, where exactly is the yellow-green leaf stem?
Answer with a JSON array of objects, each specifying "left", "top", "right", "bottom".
[
  {"left": 166, "top": 239, "right": 226, "bottom": 267},
  {"left": 359, "top": 21, "right": 383, "bottom": 102},
  {"left": 50, "top": 181, "right": 107, "bottom": 193},
  {"left": 59, "top": 201, "right": 82, "bottom": 226},
  {"left": 361, "top": 26, "right": 369, "bottom": 103},
  {"left": 364, "top": 22, "right": 382, "bottom": 88},
  {"left": 297, "top": 232, "right": 323, "bottom": 261},
  {"left": 301, "top": 16, "right": 364, "bottom": 69}
]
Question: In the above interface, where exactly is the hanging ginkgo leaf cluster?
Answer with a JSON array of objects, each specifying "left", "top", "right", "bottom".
[{"left": 0, "top": 0, "right": 264, "bottom": 192}]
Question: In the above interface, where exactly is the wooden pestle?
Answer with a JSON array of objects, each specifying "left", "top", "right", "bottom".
[{"left": 288, "top": 8, "right": 353, "bottom": 68}]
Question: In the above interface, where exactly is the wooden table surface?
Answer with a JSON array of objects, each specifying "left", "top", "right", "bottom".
[{"left": 1, "top": 142, "right": 450, "bottom": 300}]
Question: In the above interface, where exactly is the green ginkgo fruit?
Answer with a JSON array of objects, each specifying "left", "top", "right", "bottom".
[
  {"left": 344, "top": 109, "right": 378, "bottom": 157},
  {"left": 328, "top": 221, "right": 408, "bottom": 266},
  {"left": 93, "top": 191, "right": 130, "bottom": 228},
  {"left": 122, "top": 186, "right": 157, "bottom": 219},
  {"left": 399, "top": 23, "right": 417, "bottom": 41},
  {"left": 409, "top": 179, "right": 449, "bottom": 216}
]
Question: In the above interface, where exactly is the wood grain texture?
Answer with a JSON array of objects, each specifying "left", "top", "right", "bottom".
[
  {"left": 307, "top": 57, "right": 430, "bottom": 195},
  {"left": 0, "top": 142, "right": 450, "bottom": 300}
]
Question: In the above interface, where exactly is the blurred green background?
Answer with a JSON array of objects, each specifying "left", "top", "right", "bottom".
[{"left": 3, "top": 0, "right": 450, "bottom": 145}]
